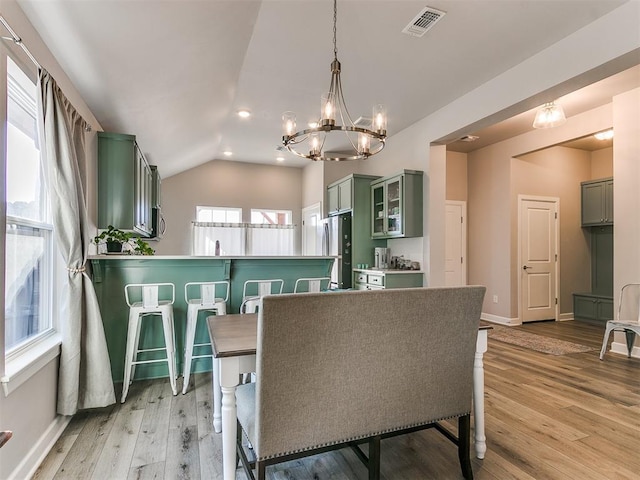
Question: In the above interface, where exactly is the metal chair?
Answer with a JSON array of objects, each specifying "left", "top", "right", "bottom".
[
  {"left": 240, "top": 279, "right": 284, "bottom": 313},
  {"left": 293, "top": 277, "right": 331, "bottom": 293},
  {"left": 122, "top": 283, "right": 177, "bottom": 402},
  {"left": 600, "top": 283, "right": 640, "bottom": 359},
  {"left": 182, "top": 281, "right": 229, "bottom": 394}
]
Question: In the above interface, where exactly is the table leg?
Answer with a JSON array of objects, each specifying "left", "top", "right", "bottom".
[
  {"left": 474, "top": 330, "right": 488, "bottom": 459},
  {"left": 221, "top": 384, "right": 238, "bottom": 480},
  {"left": 213, "top": 358, "right": 222, "bottom": 433}
]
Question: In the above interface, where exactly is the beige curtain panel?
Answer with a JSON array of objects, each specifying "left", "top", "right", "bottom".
[{"left": 37, "top": 69, "right": 115, "bottom": 415}]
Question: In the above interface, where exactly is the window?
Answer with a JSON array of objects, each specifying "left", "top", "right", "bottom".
[
  {"left": 196, "top": 206, "right": 242, "bottom": 223},
  {"left": 192, "top": 206, "right": 295, "bottom": 256},
  {"left": 4, "top": 56, "right": 54, "bottom": 353},
  {"left": 250, "top": 209, "right": 292, "bottom": 225}
]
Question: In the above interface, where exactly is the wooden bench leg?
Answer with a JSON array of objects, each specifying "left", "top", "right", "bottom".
[
  {"left": 458, "top": 414, "right": 473, "bottom": 480},
  {"left": 368, "top": 435, "right": 381, "bottom": 480}
]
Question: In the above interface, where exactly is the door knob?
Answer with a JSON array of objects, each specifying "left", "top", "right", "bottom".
[{"left": 523, "top": 265, "right": 531, "bottom": 270}]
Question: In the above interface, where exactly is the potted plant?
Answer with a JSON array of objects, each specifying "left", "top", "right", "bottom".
[{"left": 93, "top": 225, "right": 154, "bottom": 255}]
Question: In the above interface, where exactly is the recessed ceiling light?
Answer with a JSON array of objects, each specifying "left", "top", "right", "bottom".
[
  {"left": 459, "top": 135, "right": 479, "bottom": 142},
  {"left": 594, "top": 129, "right": 614, "bottom": 140},
  {"left": 223, "top": 150, "right": 233, "bottom": 156},
  {"left": 237, "top": 110, "right": 251, "bottom": 118},
  {"left": 276, "top": 156, "right": 285, "bottom": 162}
]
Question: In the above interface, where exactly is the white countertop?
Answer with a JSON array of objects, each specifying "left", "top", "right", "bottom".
[
  {"left": 353, "top": 268, "right": 424, "bottom": 275},
  {"left": 88, "top": 255, "right": 336, "bottom": 260}
]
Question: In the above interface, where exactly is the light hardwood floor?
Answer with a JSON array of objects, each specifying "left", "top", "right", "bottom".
[{"left": 34, "top": 320, "right": 640, "bottom": 480}]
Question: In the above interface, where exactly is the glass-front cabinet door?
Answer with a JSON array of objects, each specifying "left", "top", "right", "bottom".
[
  {"left": 370, "top": 170, "right": 423, "bottom": 239},
  {"left": 372, "top": 183, "right": 385, "bottom": 236},
  {"left": 371, "top": 175, "right": 404, "bottom": 238},
  {"left": 385, "top": 176, "right": 403, "bottom": 237}
]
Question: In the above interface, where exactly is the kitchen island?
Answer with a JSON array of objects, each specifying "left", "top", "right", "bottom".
[{"left": 89, "top": 255, "right": 334, "bottom": 382}]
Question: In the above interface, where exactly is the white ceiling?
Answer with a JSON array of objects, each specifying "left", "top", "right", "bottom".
[{"left": 15, "top": 0, "right": 635, "bottom": 177}]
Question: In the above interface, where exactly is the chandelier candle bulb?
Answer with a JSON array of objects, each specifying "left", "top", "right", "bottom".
[
  {"left": 321, "top": 92, "right": 336, "bottom": 126},
  {"left": 373, "top": 104, "right": 387, "bottom": 134},
  {"left": 359, "top": 132, "right": 370, "bottom": 155},
  {"left": 309, "top": 133, "right": 321, "bottom": 157},
  {"left": 282, "top": 111, "right": 296, "bottom": 136}
]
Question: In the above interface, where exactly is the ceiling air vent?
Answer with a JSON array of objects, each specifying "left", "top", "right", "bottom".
[
  {"left": 402, "top": 6, "right": 446, "bottom": 38},
  {"left": 354, "top": 116, "right": 372, "bottom": 127}
]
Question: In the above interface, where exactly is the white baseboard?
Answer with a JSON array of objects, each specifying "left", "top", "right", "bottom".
[
  {"left": 481, "top": 312, "right": 520, "bottom": 325},
  {"left": 609, "top": 340, "right": 640, "bottom": 359},
  {"left": 9, "top": 414, "right": 71, "bottom": 480},
  {"left": 558, "top": 313, "right": 574, "bottom": 321}
]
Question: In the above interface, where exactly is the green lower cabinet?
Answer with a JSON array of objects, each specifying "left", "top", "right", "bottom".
[
  {"left": 573, "top": 293, "right": 613, "bottom": 323},
  {"left": 353, "top": 269, "right": 424, "bottom": 290}
]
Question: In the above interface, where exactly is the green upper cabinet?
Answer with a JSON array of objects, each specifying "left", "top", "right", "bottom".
[
  {"left": 581, "top": 177, "right": 613, "bottom": 226},
  {"left": 98, "top": 132, "right": 154, "bottom": 236},
  {"left": 327, "top": 177, "right": 353, "bottom": 215},
  {"left": 371, "top": 170, "right": 423, "bottom": 238},
  {"left": 150, "top": 165, "right": 162, "bottom": 208}
]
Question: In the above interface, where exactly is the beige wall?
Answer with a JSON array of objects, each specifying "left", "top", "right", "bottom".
[
  {"left": 513, "top": 146, "right": 593, "bottom": 315},
  {"left": 591, "top": 147, "right": 613, "bottom": 178},
  {"left": 613, "top": 87, "right": 640, "bottom": 352},
  {"left": 446, "top": 151, "right": 468, "bottom": 201},
  {"left": 465, "top": 104, "right": 617, "bottom": 321},
  {"left": 155, "top": 159, "right": 304, "bottom": 255}
]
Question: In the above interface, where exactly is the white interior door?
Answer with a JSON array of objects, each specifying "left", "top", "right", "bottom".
[
  {"left": 302, "top": 203, "right": 322, "bottom": 256},
  {"left": 445, "top": 201, "right": 467, "bottom": 286},
  {"left": 519, "top": 196, "right": 558, "bottom": 322}
]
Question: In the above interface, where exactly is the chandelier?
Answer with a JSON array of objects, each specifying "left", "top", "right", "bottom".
[{"left": 281, "top": 0, "right": 387, "bottom": 161}]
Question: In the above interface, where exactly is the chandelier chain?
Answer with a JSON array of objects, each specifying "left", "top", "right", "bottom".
[{"left": 333, "top": 0, "right": 337, "bottom": 60}]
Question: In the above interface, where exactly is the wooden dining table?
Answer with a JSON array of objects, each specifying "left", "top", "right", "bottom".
[{"left": 207, "top": 313, "right": 491, "bottom": 480}]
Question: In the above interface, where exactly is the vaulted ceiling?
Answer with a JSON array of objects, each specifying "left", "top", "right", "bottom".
[{"left": 16, "top": 0, "right": 634, "bottom": 177}]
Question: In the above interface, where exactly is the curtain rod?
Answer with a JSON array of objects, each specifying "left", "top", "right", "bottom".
[
  {"left": 0, "top": 14, "right": 92, "bottom": 132},
  {"left": 0, "top": 15, "right": 41, "bottom": 69}
]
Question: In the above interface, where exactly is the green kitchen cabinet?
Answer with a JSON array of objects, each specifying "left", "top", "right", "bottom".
[
  {"left": 327, "top": 177, "right": 353, "bottom": 215},
  {"left": 371, "top": 170, "right": 423, "bottom": 238},
  {"left": 353, "top": 269, "right": 424, "bottom": 290},
  {"left": 98, "top": 132, "right": 154, "bottom": 236},
  {"left": 326, "top": 174, "right": 387, "bottom": 270},
  {"left": 150, "top": 165, "right": 162, "bottom": 208},
  {"left": 581, "top": 177, "right": 613, "bottom": 226},
  {"left": 573, "top": 293, "right": 613, "bottom": 323}
]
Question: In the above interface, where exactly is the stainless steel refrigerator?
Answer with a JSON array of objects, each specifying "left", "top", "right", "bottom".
[{"left": 321, "top": 213, "right": 352, "bottom": 289}]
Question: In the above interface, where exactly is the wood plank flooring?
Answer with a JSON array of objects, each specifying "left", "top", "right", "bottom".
[{"left": 34, "top": 320, "right": 640, "bottom": 479}]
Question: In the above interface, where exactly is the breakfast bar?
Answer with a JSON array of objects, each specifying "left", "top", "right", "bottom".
[{"left": 89, "top": 255, "right": 334, "bottom": 382}]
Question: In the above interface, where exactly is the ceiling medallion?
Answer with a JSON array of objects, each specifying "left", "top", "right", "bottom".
[{"left": 281, "top": 0, "right": 386, "bottom": 161}]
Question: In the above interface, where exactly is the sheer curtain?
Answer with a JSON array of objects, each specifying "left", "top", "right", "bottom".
[
  {"left": 37, "top": 70, "right": 115, "bottom": 415},
  {"left": 192, "top": 222, "right": 295, "bottom": 256},
  {"left": 192, "top": 222, "right": 245, "bottom": 255},
  {"left": 247, "top": 224, "right": 295, "bottom": 256}
]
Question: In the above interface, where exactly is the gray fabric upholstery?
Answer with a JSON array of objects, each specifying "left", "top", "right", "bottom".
[{"left": 236, "top": 286, "right": 485, "bottom": 461}]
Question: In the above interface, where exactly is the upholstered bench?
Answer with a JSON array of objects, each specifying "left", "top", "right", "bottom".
[{"left": 235, "top": 286, "right": 486, "bottom": 480}]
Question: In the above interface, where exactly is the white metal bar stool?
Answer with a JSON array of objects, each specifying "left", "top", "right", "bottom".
[
  {"left": 294, "top": 277, "right": 331, "bottom": 293},
  {"left": 182, "top": 281, "right": 230, "bottom": 394},
  {"left": 240, "top": 279, "right": 284, "bottom": 313},
  {"left": 122, "top": 283, "right": 178, "bottom": 403}
]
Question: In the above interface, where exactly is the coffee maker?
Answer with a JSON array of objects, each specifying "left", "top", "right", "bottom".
[{"left": 374, "top": 247, "right": 391, "bottom": 269}]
